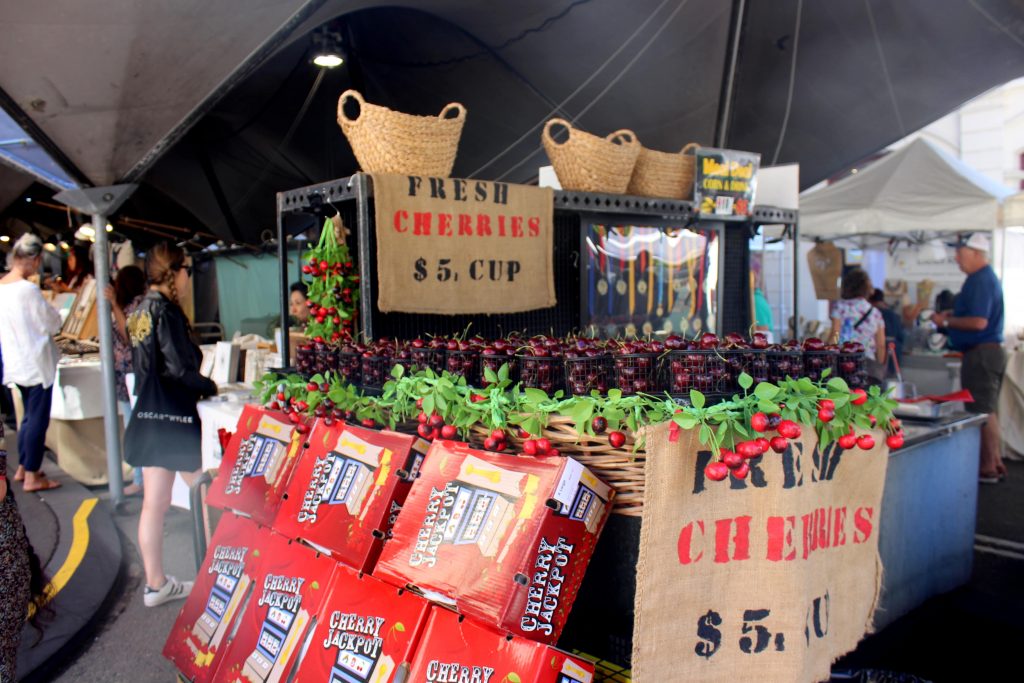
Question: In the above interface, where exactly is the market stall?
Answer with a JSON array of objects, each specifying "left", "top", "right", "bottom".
[
  {"left": 799, "top": 138, "right": 1014, "bottom": 391},
  {"left": 162, "top": 96, "right": 953, "bottom": 683}
]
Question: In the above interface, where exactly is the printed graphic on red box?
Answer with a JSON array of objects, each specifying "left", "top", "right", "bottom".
[
  {"left": 291, "top": 564, "right": 432, "bottom": 682},
  {"left": 214, "top": 529, "right": 338, "bottom": 683},
  {"left": 273, "top": 423, "right": 426, "bottom": 572},
  {"left": 374, "top": 442, "right": 614, "bottom": 644},
  {"left": 207, "top": 405, "right": 304, "bottom": 526},
  {"left": 407, "top": 607, "right": 595, "bottom": 683},
  {"left": 163, "top": 513, "right": 266, "bottom": 682}
]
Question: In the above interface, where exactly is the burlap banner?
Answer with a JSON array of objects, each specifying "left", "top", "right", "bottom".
[
  {"left": 633, "top": 422, "right": 889, "bottom": 683},
  {"left": 371, "top": 173, "right": 556, "bottom": 314}
]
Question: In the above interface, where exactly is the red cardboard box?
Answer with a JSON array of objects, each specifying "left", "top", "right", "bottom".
[
  {"left": 206, "top": 405, "right": 305, "bottom": 526},
  {"left": 213, "top": 528, "right": 338, "bottom": 683},
  {"left": 407, "top": 607, "right": 595, "bottom": 683},
  {"left": 273, "top": 422, "right": 427, "bottom": 572},
  {"left": 374, "top": 441, "right": 614, "bottom": 644},
  {"left": 163, "top": 513, "right": 266, "bottom": 682},
  {"left": 291, "top": 564, "right": 432, "bottom": 682}
]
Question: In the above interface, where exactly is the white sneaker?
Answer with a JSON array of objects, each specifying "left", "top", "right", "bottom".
[{"left": 144, "top": 575, "right": 193, "bottom": 607}]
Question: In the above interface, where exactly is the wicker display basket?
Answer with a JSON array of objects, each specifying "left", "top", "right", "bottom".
[
  {"left": 626, "top": 142, "right": 698, "bottom": 199},
  {"left": 542, "top": 118, "right": 640, "bottom": 194},
  {"left": 468, "top": 415, "right": 646, "bottom": 516},
  {"left": 337, "top": 89, "right": 466, "bottom": 177}
]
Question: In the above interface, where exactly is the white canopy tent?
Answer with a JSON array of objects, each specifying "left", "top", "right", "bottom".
[{"left": 799, "top": 138, "right": 1015, "bottom": 239}]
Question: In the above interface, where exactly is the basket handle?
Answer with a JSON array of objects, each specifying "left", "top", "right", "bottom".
[
  {"left": 680, "top": 142, "right": 699, "bottom": 155},
  {"left": 543, "top": 118, "right": 573, "bottom": 146},
  {"left": 337, "top": 89, "right": 365, "bottom": 125},
  {"left": 439, "top": 102, "right": 466, "bottom": 121},
  {"left": 607, "top": 129, "right": 638, "bottom": 147}
]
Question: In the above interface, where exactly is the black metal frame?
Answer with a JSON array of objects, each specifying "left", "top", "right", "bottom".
[{"left": 275, "top": 173, "right": 799, "bottom": 361}]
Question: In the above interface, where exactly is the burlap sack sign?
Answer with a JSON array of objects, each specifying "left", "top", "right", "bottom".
[
  {"left": 633, "top": 422, "right": 889, "bottom": 683},
  {"left": 372, "top": 173, "right": 556, "bottom": 314}
]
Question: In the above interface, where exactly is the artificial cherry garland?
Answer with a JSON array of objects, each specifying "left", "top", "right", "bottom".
[
  {"left": 695, "top": 379, "right": 903, "bottom": 483},
  {"left": 300, "top": 218, "right": 359, "bottom": 343},
  {"left": 256, "top": 364, "right": 900, "bottom": 464}
]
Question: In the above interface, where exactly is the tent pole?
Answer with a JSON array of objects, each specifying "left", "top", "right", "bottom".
[
  {"left": 714, "top": 0, "right": 748, "bottom": 147},
  {"left": 54, "top": 185, "right": 137, "bottom": 508},
  {"left": 277, "top": 194, "right": 290, "bottom": 368},
  {"left": 91, "top": 211, "right": 125, "bottom": 505},
  {"left": 792, "top": 220, "right": 800, "bottom": 339}
]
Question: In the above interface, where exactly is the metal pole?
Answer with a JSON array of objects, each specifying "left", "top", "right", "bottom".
[
  {"left": 277, "top": 194, "right": 291, "bottom": 368},
  {"left": 355, "top": 174, "right": 374, "bottom": 341},
  {"left": 792, "top": 221, "right": 800, "bottom": 339},
  {"left": 714, "top": 0, "right": 748, "bottom": 147},
  {"left": 92, "top": 212, "right": 124, "bottom": 505}
]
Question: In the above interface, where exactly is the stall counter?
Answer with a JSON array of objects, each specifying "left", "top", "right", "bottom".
[
  {"left": 560, "top": 411, "right": 988, "bottom": 664},
  {"left": 873, "top": 412, "right": 986, "bottom": 630}
]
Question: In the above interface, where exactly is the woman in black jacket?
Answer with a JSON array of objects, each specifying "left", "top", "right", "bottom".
[{"left": 125, "top": 243, "right": 216, "bottom": 607}]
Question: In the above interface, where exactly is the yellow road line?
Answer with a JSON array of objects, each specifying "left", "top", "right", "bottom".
[{"left": 28, "top": 497, "right": 98, "bottom": 618}]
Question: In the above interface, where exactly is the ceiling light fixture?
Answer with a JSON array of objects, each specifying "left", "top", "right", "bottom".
[
  {"left": 0, "top": 235, "right": 8, "bottom": 242},
  {"left": 43, "top": 243, "right": 57, "bottom": 252},
  {"left": 312, "top": 27, "right": 345, "bottom": 68},
  {"left": 106, "top": 223, "right": 113, "bottom": 232},
  {"left": 78, "top": 223, "right": 96, "bottom": 237}
]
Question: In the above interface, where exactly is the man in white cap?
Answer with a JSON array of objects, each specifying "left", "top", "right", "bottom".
[{"left": 931, "top": 232, "right": 1006, "bottom": 483}]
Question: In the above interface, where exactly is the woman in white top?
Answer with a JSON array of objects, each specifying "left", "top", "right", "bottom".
[
  {"left": 828, "top": 267, "right": 887, "bottom": 367},
  {"left": 0, "top": 235, "right": 63, "bottom": 491}
]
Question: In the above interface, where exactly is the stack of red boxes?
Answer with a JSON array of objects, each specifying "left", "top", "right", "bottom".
[
  {"left": 165, "top": 405, "right": 612, "bottom": 682},
  {"left": 375, "top": 440, "right": 615, "bottom": 644},
  {"left": 204, "top": 405, "right": 305, "bottom": 526}
]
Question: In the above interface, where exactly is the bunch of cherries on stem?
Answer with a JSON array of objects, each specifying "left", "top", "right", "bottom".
[
  {"left": 704, "top": 387, "right": 905, "bottom": 483},
  {"left": 265, "top": 382, "right": 359, "bottom": 433}
]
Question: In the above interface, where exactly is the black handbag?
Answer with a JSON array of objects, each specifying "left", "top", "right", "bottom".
[{"left": 123, "top": 316, "right": 203, "bottom": 472}]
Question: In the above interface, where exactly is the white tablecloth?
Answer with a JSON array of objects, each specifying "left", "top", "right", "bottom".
[
  {"left": 171, "top": 386, "right": 252, "bottom": 509},
  {"left": 51, "top": 358, "right": 105, "bottom": 420}
]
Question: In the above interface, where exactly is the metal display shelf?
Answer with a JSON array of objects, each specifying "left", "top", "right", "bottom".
[
  {"left": 275, "top": 174, "right": 799, "bottom": 363},
  {"left": 278, "top": 175, "right": 798, "bottom": 224}
]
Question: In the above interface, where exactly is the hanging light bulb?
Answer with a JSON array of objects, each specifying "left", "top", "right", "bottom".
[{"left": 312, "top": 27, "right": 345, "bottom": 68}]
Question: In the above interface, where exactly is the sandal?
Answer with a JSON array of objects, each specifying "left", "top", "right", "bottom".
[{"left": 23, "top": 479, "right": 62, "bottom": 493}]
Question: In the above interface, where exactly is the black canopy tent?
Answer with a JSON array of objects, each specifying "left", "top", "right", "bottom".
[{"left": 0, "top": 0, "right": 1021, "bottom": 243}]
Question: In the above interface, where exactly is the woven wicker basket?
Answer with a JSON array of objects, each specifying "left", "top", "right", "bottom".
[
  {"left": 337, "top": 89, "right": 466, "bottom": 177},
  {"left": 469, "top": 415, "right": 646, "bottom": 516},
  {"left": 542, "top": 118, "right": 640, "bottom": 194},
  {"left": 627, "top": 142, "right": 698, "bottom": 199}
]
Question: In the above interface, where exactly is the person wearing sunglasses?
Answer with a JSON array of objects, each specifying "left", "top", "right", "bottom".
[{"left": 123, "top": 242, "right": 216, "bottom": 607}]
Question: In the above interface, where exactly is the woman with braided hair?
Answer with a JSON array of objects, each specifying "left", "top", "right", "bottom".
[{"left": 124, "top": 242, "right": 216, "bottom": 607}]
